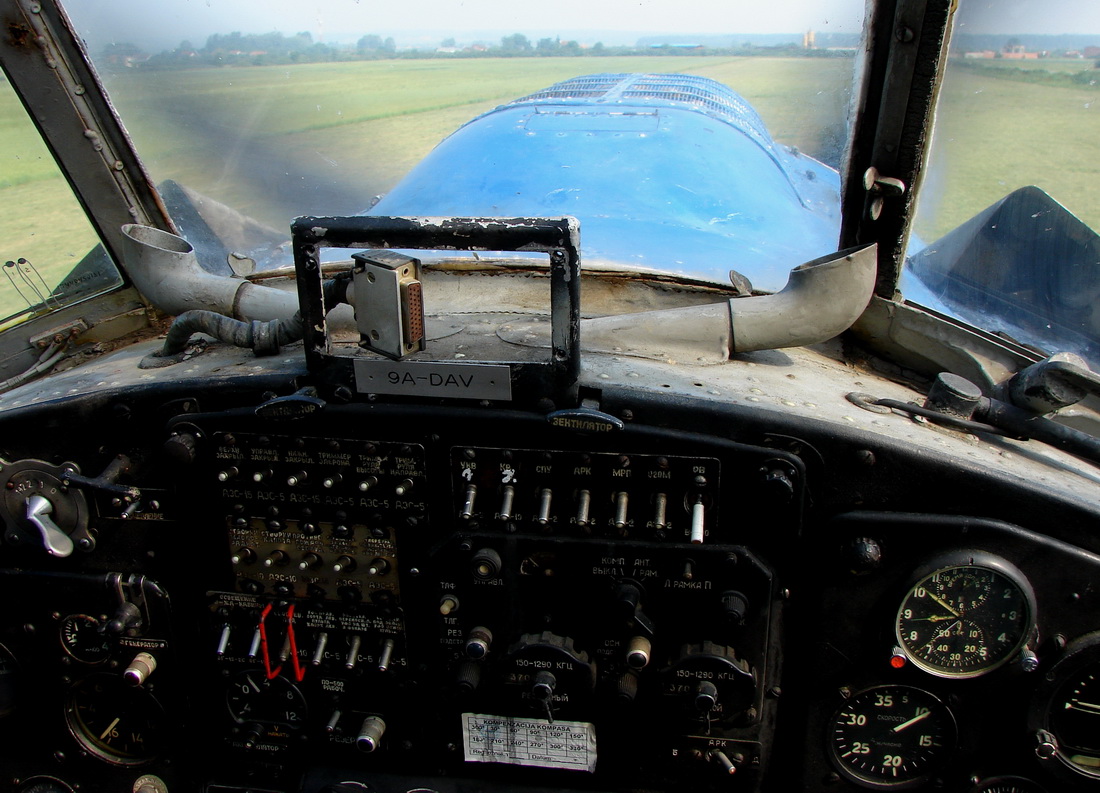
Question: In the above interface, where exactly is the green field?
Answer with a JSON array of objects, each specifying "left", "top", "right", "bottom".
[
  {"left": 914, "top": 60, "right": 1100, "bottom": 241},
  {"left": 1, "top": 55, "right": 1099, "bottom": 321}
]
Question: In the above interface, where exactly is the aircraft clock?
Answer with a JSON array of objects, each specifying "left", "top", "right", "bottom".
[{"left": 894, "top": 551, "right": 1036, "bottom": 679}]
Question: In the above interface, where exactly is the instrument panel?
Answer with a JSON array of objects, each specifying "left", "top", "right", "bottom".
[{"left": 0, "top": 391, "right": 1096, "bottom": 793}]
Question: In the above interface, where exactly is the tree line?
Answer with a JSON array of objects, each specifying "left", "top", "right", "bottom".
[{"left": 114, "top": 31, "right": 853, "bottom": 71}]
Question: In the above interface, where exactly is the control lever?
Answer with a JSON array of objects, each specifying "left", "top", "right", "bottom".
[
  {"left": 25, "top": 494, "right": 73, "bottom": 557},
  {"left": 999, "top": 352, "right": 1100, "bottom": 415},
  {"left": 869, "top": 371, "right": 1100, "bottom": 467}
]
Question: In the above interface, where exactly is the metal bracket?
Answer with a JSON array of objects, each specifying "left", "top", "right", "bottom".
[{"left": 291, "top": 216, "right": 582, "bottom": 405}]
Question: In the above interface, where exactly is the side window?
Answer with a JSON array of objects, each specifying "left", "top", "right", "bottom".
[{"left": 0, "top": 74, "right": 122, "bottom": 325}]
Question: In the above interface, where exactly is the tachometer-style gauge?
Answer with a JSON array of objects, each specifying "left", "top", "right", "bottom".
[
  {"left": 968, "top": 776, "right": 1047, "bottom": 793},
  {"left": 226, "top": 670, "right": 307, "bottom": 729},
  {"left": 64, "top": 675, "right": 164, "bottom": 765},
  {"left": 895, "top": 552, "right": 1035, "bottom": 678},
  {"left": 59, "top": 614, "right": 112, "bottom": 664},
  {"left": 1030, "top": 632, "right": 1100, "bottom": 782},
  {"left": 829, "top": 685, "right": 956, "bottom": 789}
]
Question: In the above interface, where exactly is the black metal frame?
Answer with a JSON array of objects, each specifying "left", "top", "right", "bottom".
[{"left": 291, "top": 215, "right": 582, "bottom": 404}]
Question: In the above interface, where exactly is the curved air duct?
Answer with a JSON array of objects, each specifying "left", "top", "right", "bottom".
[
  {"left": 578, "top": 243, "right": 878, "bottom": 357},
  {"left": 122, "top": 223, "right": 877, "bottom": 361},
  {"left": 729, "top": 243, "right": 878, "bottom": 352},
  {"left": 121, "top": 224, "right": 299, "bottom": 321}
]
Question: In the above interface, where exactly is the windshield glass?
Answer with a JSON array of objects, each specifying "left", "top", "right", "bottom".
[
  {"left": 0, "top": 78, "right": 122, "bottom": 325},
  {"left": 905, "top": 0, "right": 1100, "bottom": 367},
  {"left": 50, "top": 0, "right": 865, "bottom": 293}
]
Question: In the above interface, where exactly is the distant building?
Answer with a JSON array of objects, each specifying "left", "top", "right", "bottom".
[
  {"left": 803, "top": 30, "right": 816, "bottom": 49},
  {"left": 1001, "top": 43, "right": 1040, "bottom": 60},
  {"left": 1084, "top": 46, "right": 1100, "bottom": 58}
]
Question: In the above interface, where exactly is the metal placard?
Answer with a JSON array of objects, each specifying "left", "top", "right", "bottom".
[{"left": 353, "top": 360, "right": 511, "bottom": 400}]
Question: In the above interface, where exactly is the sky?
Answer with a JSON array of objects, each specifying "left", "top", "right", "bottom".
[
  {"left": 65, "top": 0, "right": 866, "bottom": 51},
  {"left": 64, "top": 0, "right": 1100, "bottom": 53}
]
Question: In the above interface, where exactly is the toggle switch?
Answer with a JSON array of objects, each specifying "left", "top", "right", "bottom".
[
  {"left": 498, "top": 485, "right": 515, "bottom": 521},
  {"left": 575, "top": 489, "right": 592, "bottom": 528},
  {"left": 345, "top": 635, "right": 362, "bottom": 670},
  {"left": 690, "top": 496, "right": 706, "bottom": 544},
  {"left": 460, "top": 484, "right": 477, "bottom": 520},
  {"left": 652, "top": 493, "right": 668, "bottom": 530},
  {"left": 613, "top": 491, "right": 630, "bottom": 530},
  {"left": 536, "top": 488, "right": 553, "bottom": 526}
]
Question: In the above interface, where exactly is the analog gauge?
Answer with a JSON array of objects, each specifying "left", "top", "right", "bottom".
[
  {"left": 64, "top": 674, "right": 164, "bottom": 765},
  {"left": 968, "top": 777, "right": 1047, "bottom": 793},
  {"left": 16, "top": 777, "right": 76, "bottom": 793},
  {"left": 1030, "top": 632, "right": 1100, "bottom": 781},
  {"left": 59, "top": 614, "right": 112, "bottom": 664},
  {"left": 829, "top": 685, "right": 956, "bottom": 789},
  {"left": 895, "top": 553, "right": 1035, "bottom": 678},
  {"left": 226, "top": 670, "right": 307, "bottom": 730}
]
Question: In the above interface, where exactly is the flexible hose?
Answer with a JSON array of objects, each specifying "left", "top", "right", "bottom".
[{"left": 154, "top": 277, "right": 349, "bottom": 358}]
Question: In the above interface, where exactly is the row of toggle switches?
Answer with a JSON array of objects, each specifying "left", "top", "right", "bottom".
[
  {"left": 218, "top": 468, "right": 415, "bottom": 496},
  {"left": 231, "top": 548, "right": 390, "bottom": 576},
  {"left": 459, "top": 484, "right": 708, "bottom": 543},
  {"left": 216, "top": 623, "right": 397, "bottom": 672}
]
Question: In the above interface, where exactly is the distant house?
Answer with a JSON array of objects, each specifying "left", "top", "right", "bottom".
[
  {"left": 1001, "top": 43, "right": 1040, "bottom": 60},
  {"left": 963, "top": 50, "right": 997, "bottom": 59},
  {"left": 1084, "top": 46, "right": 1100, "bottom": 59}
]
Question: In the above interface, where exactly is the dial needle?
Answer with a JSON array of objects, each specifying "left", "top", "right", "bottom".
[
  {"left": 927, "top": 591, "right": 961, "bottom": 617},
  {"left": 892, "top": 710, "right": 931, "bottom": 733},
  {"left": 1067, "top": 700, "right": 1100, "bottom": 714},
  {"left": 99, "top": 716, "right": 121, "bottom": 741}
]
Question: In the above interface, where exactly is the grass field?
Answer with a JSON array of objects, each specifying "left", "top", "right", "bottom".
[
  {"left": 914, "top": 60, "right": 1100, "bottom": 241},
  {"left": 1, "top": 55, "right": 1098, "bottom": 320}
]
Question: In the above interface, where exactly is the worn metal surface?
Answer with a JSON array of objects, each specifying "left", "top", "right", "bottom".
[{"left": 0, "top": 270, "right": 1096, "bottom": 509}]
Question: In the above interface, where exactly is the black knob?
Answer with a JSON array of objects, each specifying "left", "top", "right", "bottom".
[
  {"left": 614, "top": 582, "right": 642, "bottom": 619},
  {"left": 720, "top": 590, "right": 749, "bottom": 626},
  {"left": 763, "top": 468, "right": 794, "bottom": 502},
  {"left": 531, "top": 670, "right": 557, "bottom": 701},
  {"left": 845, "top": 537, "right": 883, "bottom": 574},
  {"left": 695, "top": 680, "right": 719, "bottom": 712},
  {"left": 471, "top": 548, "right": 502, "bottom": 580},
  {"left": 163, "top": 432, "right": 198, "bottom": 464},
  {"left": 456, "top": 660, "right": 481, "bottom": 694},
  {"left": 616, "top": 673, "right": 638, "bottom": 704}
]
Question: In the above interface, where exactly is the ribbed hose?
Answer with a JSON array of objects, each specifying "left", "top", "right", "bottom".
[{"left": 155, "top": 277, "right": 349, "bottom": 358}]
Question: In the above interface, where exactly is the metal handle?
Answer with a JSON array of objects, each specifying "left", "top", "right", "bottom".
[{"left": 25, "top": 494, "right": 73, "bottom": 557}]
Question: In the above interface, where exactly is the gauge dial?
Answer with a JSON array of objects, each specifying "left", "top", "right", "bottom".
[
  {"left": 1045, "top": 656, "right": 1100, "bottom": 777},
  {"left": 16, "top": 777, "right": 75, "bottom": 793},
  {"left": 64, "top": 675, "right": 164, "bottom": 765},
  {"left": 896, "top": 555, "right": 1034, "bottom": 678},
  {"left": 226, "top": 670, "right": 307, "bottom": 729},
  {"left": 829, "top": 685, "right": 956, "bottom": 789},
  {"left": 968, "top": 776, "right": 1047, "bottom": 793},
  {"left": 59, "top": 614, "right": 111, "bottom": 664},
  {"left": 0, "top": 641, "right": 20, "bottom": 719}
]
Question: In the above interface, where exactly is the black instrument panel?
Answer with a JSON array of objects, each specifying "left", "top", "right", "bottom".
[{"left": 0, "top": 389, "right": 1095, "bottom": 793}]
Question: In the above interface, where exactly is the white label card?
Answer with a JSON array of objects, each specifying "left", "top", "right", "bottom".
[{"left": 461, "top": 713, "right": 597, "bottom": 773}]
